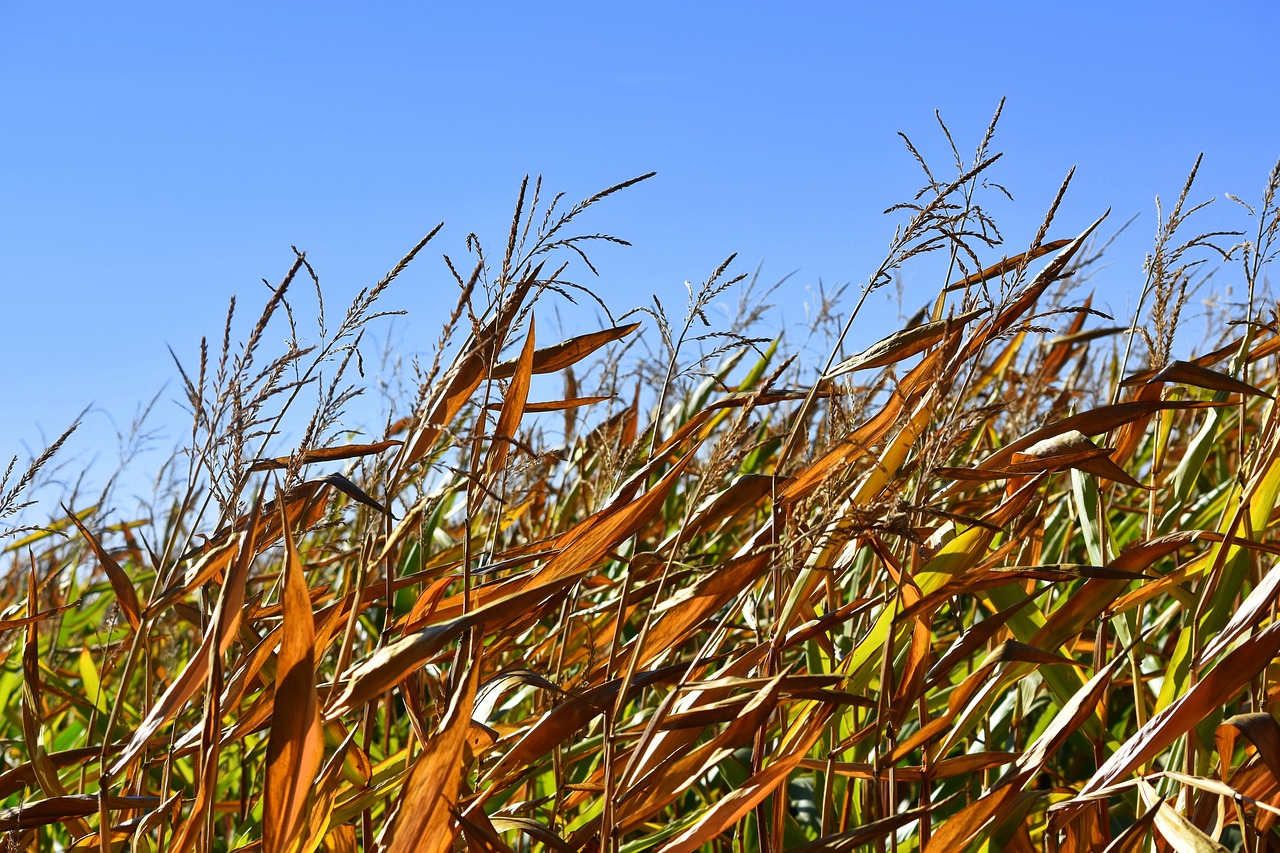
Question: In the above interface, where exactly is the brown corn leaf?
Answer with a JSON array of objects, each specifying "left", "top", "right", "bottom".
[
  {"left": 1007, "top": 430, "right": 1145, "bottom": 487},
  {"left": 1248, "top": 334, "right": 1280, "bottom": 362},
  {"left": 63, "top": 507, "right": 142, "bottom": 631},
  {"left": 620, "top": 675, "right": 788, "bottom": 831},
  {"left": 485, "top": 315, "right": 536, "bottom": 480},
  {"left": 778, "top": 597, "right": 880, "bottom": 650},
  {"left": 1216, "top": 713, "right": 1280, "bottom": 785},
  {"left": 458, "top": 803, "right": 520, "bottom": 853},
  {"left": 0, "top": 795, "right": 160, "bottom": 831},
  {"left": 944, "top": 239, "right": 1073, "bottom": 292},
  {"left": 382, "top": 659, "right": 480, "bottom": 853},
  {"left": 401, "top": 574, "right": 456, "bottom": 634},
  {"left": 889, "top": 617, "right": 933, "bottom": 720},
  {"left": 922, "top": 785, "right": 1021, "bottom": 853},
  {"left": 1100, "top": 798, "right": 1164, "bottom": 853},
  {"left": 682, "top": 473, "right": 775, "bottom": 539},
  {"left": 1167, "top": 770, "right": 1280, "bottom": 825},
  {"left": 0, "top": 602, "right": 76, "bottom": 634},
  {"left": 480, "top": 663, "right": 688, "bottom": 789},
  {"left": 825, "top": 308, "right": 984, "bottom": 378},
  {"left": 959, "top": 217, "right": 1106, "bottom": 363},
  {"left": 1121, "top": 359, "right": 1272, "bottom": 398},
  {"left": 781, "top": 387, "right": 906, "bottom": 505},
  {"left": 512, "top": 447, "right": 697, "bottom": 597},
  {"left": 1197, "top": 559, "right": 1280, "bottom": 667},
  {"left": 327, "top": 580, "right": 571, "bottom": 718},
  {"left": 969, "top": 399, "right": 1230, "bottom": 477},
  {"left": 169, "top": 478, "right": 330, "bottom": 589},
  {"left": 618, "top": 550, "right": 768, "bottom": 673},
  {"left": 891, "top": 652, "right": 1029, "bottom": 763},
  {"left": 1046, "top": 326, "right": 1127, "bottom": 346},
  {"left": 805, "top": 754, "right": 1017, "bottom": 782},
  {"left": 521, "top": 395, "right": 612, "bottom": 413},
  {"left": 921, "top": 595, "right": 1035, "bottom": 686},
  {"left": 980, "top": 639, "right": 1080, "bottom": 670},
  {"left": 1111, "top": 530, "right": 1227, "bottom": 575},
  {"left": 1008, "top": 653, "right": 1127, "bottom": 785},
  {"left": 1011, "top": 430, "right": 1107, "bottom": 464},
  {"left": 654, "top": 705, "right": 835, "bottom": 853},
  {"left": 1120, "top": 337, "right": 1248, "bottom": 387},
  {"left": 786, "top": 804, "right": 935, "bottom": 852},
  {"left": 488, "top": 322, "right": 641, "bottom": 379},
  {"left": 248, "top": 439, "right": 403, "bottom": 472},
  {"left": 20, "top": 563, "right": 87, "bottom": 837},
  {"left": 0, "top": 743, "right": 129, "bottom": 801},
  {"left": 107, "top": 626, "right": 216, "bottom": 778},
  {"left": 262, "top": 509, "right": 324, "bottom": 853},
  {"left": 902, "top": 565, "right": 1144, "bottom": 627},
  {"left": 486, "top": 817, "right": 572, "bottom": 852},
  {"left": 393, "top": 264, "right": 535, "bottom": 477},
  {"left": 166, "top": 532, "right": 251, "bottom": 853}
]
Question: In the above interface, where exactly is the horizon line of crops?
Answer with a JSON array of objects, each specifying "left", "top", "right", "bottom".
[{"left": 3, "top": 105, "right": 1280, "bottom": 852}]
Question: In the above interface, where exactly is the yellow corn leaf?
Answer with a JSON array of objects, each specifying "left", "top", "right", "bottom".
[
  {"left": 78, "top": 646, "right": 110, "bottom": 716},
  {"left": 1136, "top": 778, "right": 1230, "bottom": 853}
]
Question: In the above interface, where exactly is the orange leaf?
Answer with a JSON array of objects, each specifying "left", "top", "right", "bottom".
[
  {"left": 327, "top": 580, "right": 572, "bottom": 718},
  {"left": 521, "top": 395, "right": 612, "bottom": 412},
  {"left": 107, "top": 484, "right": 264, "bottom": 778},
  {"left": 922, "top": 786, "right": 1021, "bottom": 853},
  {"left": 262, "top": 508, "right": 324, "bottom": 853},
  {"left": 0, "top": 794, "right": 159, "bottom": 831},
  {"left": 944, "top": 238, "right": 1073, "bottom": 292},
  {"left": 1216, "top": 713, "right": 1280, "bottom": 785},
  {"left": 654, "top": 705, "right": 835, "bottom": 853},
  {"left": 382, "top": 659, "right": 480, "bottom": 853},
  {"left": 825, "top": 308, "right": 984, "bottom": 378},
  {"left": 787, "top": 804, "right": 935, "bottom": 851},
  {"left": 960, "top": 217, "right": 1106, "bottom": 360},
  {"left": 249, "top": 439, "right": 404, "bottom": 472},
  {"left": 481, "top": 663, "right": 688, "bottom": 789},
  {"left": 621, "top": 674, "right": 788, "bottom": 831},
  {"left": 485, "top": 315, "right": 536, "bottom": 479},
  {"left": 967, "top": 399, "right": 1231, "bottom": 477},
  {"left": 488, "top": 322, "right": 641, "bottom": 379},
  {"left": 393, "top": 265, "right": 538, "bottom": 477},
  {"left": 63, "top": 507, "right": 142, "bottom": 631}
]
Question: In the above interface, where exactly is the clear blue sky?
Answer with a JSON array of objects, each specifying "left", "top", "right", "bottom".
[{"left": 3, "top": 3, "right": 1279, "bottom": 509}]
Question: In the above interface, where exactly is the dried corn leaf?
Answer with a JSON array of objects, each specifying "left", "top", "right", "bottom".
[
  {"left": 249, "top": 439, "right": 403, "bottom": 472},
  {"left": 382, "top": 660, "right": 479, "bottom": 853},
  {"left": 489, "top": 321, "right": 641, "bottom": 379},
  {"left": 263, "top": 515, "right": 324, "bottom": 853},
  {"left": 825, "top": 308, "right": 983, "bottom": 378}
]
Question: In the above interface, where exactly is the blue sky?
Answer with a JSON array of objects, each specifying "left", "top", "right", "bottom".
[{"left": 3, "top": 3, "right": 1279, "bottom": 508}]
